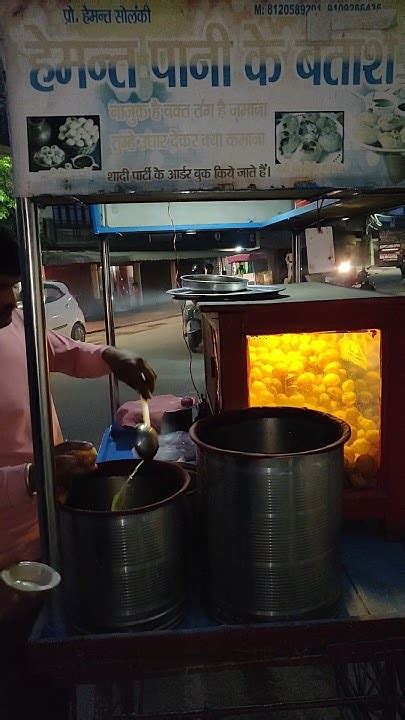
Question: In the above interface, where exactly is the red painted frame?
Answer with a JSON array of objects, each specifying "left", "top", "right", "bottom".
[
  {"left": 26, "top": 612, "right": 405, "bottom": 720},
  {"left": 29, "top": 616, "right": 405, "bottom": 683},
  {"left": 201, "top": 293, "right": 405, "bottom": 536}
]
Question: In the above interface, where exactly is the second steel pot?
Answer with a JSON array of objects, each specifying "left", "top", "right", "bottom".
[
  {"left": 59, "top": 460, "right": 190, "bottom": 632},
  {"left": 190, "top": 407, "right": 350, "bottom": 624}
]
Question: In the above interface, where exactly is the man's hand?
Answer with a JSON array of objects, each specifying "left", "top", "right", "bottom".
[
  {"left": 102, "top": 347, "right": 157, "bottom": 398},
  {"left": 54, "top": 441, "right": 97, "bottom": 503},
  {"left": 28, "top": 442, "right": 98, "bottom": 504}
]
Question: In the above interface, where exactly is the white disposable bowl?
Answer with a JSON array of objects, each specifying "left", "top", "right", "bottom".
[{"left": 1, "top": 561, "right": 61, "bottom": 593}]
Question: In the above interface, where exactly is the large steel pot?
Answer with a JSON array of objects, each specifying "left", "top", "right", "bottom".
[
  {"left": 190, "top": 407, "right": 350, "bottom": 623},
  {"left": 59, "top": 460, "right": 190, "bottom": 632}
]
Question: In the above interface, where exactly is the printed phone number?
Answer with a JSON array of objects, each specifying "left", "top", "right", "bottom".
[
  {"left": 255, "top": 2, "right": 382, "bottom": 13},
  {"left": 254, "top": 3, "right": 320, "bottom": 14},
  {"left": 327, "top": 2, "right": 382, "bottom": 9}
]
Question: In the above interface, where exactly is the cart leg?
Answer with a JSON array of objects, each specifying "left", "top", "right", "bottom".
[{"left": 382, "top": 657, "right": 398, "bottom": 720}]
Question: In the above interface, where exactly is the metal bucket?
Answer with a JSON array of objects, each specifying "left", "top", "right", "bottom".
[
  {"left": 59, "top": 460, "right": 190, "bottom": 632},
  {"left": 190, "top": 407, "right": 350, "bottom": 623}
]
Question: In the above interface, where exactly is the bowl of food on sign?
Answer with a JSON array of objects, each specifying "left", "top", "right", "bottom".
[
  {"left": 275, "top": 112, "right": 343, "bottom": 165},
  {"left": 33, "top": 144, "right": 66, "bottom": 170},
  {"left": 58, "top": 116, "right": 100, "bottom": 158},
  {"left": 355, "top": 94, "right": 405, "bottom": 182},
  {"left": 355, "top": 87, "right": 405, "bottom": 153},
  {"left": 72, "top": 154, "right": 98, "bottom": 169}
]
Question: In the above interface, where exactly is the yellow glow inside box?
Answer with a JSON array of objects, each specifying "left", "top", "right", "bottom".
[{"left": 247, "top": 330, "right": 381, "bottom": 489}]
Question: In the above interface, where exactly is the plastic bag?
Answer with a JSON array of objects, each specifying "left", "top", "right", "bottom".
[
  {"left": 115, "top": 395, "right": 195, "bottom": 433},
  {"left": 155, "top": 432, "right": 196, "bottom": 463}
]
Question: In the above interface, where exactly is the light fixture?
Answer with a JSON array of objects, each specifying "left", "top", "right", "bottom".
[
  {"left": 342, "top": 217, "right": 350, "bottom": 221},
  {"left": 235, "top": 245, "right": 243, "bottom": 252},
  {"left": 186, "top": 230, "right": 197, "bottom": 235}
]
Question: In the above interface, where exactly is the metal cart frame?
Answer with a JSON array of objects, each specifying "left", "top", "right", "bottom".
[{"left": 16, "top": 190, "right": 405, "bottom": 719}]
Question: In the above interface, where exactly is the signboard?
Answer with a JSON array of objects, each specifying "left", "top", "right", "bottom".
[
  {"left": 3, "top": 0, "right": 405, "bottom": 197},
  {"left": 305, "top": 226, "right": 336, "bottom": 273},
  {"left": 378, "top": 240, "right": 401, "bottom": 263},
  {"left": 378, "top": 229, "right": 404, "bottom": 264}
]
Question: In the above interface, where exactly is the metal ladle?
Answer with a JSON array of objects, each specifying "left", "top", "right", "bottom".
[
  {"left": 133, "top": 397, "right": 159, "bottom": 461},
  {"left": 111, "top": 398, "right": 159, "bottom": 511}
]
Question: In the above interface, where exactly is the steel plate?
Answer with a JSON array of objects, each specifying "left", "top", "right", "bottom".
[
  {"left": 181, "top": 274, "right": 249, "bottom": 294},
  {"left": 167, "top": 285, "right": 286, "bottom": 302}
]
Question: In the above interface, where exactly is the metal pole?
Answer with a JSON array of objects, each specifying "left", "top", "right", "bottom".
[
  {"left": 292, "top": 230, "right": 302, "bottom": 283},
  {"left": 100, "top": 234, "right": 120, "bottom": 420},
  {"left": 16, "top": 197, "right": 60, "bottom": 570}
]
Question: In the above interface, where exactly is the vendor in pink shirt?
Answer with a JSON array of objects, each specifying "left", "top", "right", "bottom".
[{"left": 0, "top": 226, "right": 157, "bottom": 570}]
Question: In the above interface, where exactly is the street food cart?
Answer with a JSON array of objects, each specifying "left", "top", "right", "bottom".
[
  {"left": 3, "top": 1, "right": 405, "bottom": 717},
  {"left": 225, "top": 251, "right": 272, "bottom": 284}
]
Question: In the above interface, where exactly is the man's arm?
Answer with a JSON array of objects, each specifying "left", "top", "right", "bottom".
[
  {"left": 47, "top": 331, "right": 156, "bottom": 398},
  {"left": 47, "top": 329, "right": 109, "bottom": 378}
]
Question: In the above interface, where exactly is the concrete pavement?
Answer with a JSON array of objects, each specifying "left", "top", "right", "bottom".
[
  {"left": 369, "top": 265, "right": 405, "bottom": 294},
  {"left": 86, "top": 303, "right": 179, "bottom": 336}
]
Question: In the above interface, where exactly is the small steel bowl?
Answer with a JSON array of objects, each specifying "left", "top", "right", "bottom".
[{"left": 1, "top": 561, "right": 61, "bottom": 593}]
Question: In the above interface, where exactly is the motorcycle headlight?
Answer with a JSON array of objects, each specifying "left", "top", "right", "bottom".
[{"left": 337, "top": 260, "right": 353, "bottom": 274}]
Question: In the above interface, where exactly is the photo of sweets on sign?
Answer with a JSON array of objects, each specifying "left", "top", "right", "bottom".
[{"left": 2, "top": 0, "right": 404, "bottom": 196}]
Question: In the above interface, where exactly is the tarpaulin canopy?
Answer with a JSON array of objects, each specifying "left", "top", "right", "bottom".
[{"left": 226, "top": 252, "right": 267, "bottom": 264}]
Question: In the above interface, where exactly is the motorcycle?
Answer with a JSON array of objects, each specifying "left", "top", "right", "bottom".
[
  {"left": 352, "top": 267, "right": 376, "bottom": 291},
  {"left": 326, "top": 262, "right": 376, "bottom": 291},
  {"left": 182, "top": 261, "right": 213, "bottom": 352},
  {"left": 183, "top": 300, "right": 202, "bottom": 352}
]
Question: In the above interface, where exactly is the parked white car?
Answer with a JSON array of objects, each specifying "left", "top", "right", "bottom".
[
  {"left": 17, "top": 281, "right": 86, "bottom": 340},
  {"left": 43, "top": 281, "right": 86, "bottom": 341}
]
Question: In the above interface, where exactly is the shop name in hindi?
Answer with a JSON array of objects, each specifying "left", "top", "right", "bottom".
[{"left": 28, "top": 20, "right": 395, "bottom": 91}]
